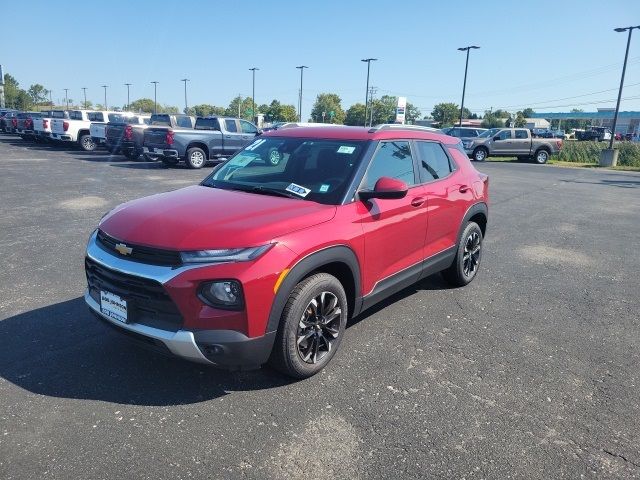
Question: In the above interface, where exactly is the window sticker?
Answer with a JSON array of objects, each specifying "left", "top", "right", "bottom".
[
  {"left": 285, "top": 183, "right": 311, "bottom": 197},
  {"left": 337, "top": 145, "right": 356, "bottom": 154},
  {"left": 245, "top": 138, "right": 267, "bottom": 151},
  {"left": 228, "top": 153, "right": 255, "bottom": 167},
  {"left": 319, "top": 184, "right": 330, "bottom": 193}
]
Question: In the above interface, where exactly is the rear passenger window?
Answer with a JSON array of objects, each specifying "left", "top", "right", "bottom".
[
  {"left": 225, "top": 119, "right": 238, "bottom": 132},
  {"left": 361, "top": 141, "right": 415, "bottom": 190},
  {"left": 176, "top": 116, "right": 193, "bottom": 128},
  {"left": 70, "top": 111, "right": 84, "bottom": 120},
  {"left": 88, "top": 112, "right": 104, "bottom": 122},
  {"left": 514, "top": 130, "right": 528, "bottom": 139},
  {"left": 415, "top": 141, "right": 454, "bottom": 181}
]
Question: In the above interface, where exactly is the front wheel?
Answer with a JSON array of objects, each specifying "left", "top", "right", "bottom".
[
  {"left": 534, "top": 149, "right": 549, "bottom": 164},
  {"left": 79, "top": 134, "right": 96, "bottom": 151},
  {"left": 473, "top": 147, "right": 488, "bottom": 162},
  {"left": 442, "top": 221, "right": 483, "bottom": 287},
  {"left": 269, "top": 273, "right": 348, "bottom": 379},
  {"left": 186, "top": 147, "right": 207, "bottom": 169}
]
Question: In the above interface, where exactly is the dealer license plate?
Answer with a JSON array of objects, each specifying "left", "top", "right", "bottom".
[{"left": 100, "top": 290, "right": 128, "bottom": 323}]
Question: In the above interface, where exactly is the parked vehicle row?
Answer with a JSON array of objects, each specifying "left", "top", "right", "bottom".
[
  {"left": 0, "top": 109, "right": 261, "bottom": 169},
  {"left": 463, "top": 128, "right": 563, "bottom": 164}
]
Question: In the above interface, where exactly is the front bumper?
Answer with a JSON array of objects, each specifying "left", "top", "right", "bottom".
[{"left": 83, "top": 231, "right": 276, "bottom": 368}]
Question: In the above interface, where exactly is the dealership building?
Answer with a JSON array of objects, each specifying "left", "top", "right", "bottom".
[{"left": 531, "top": 108, "right": 640, "bottom": 136}]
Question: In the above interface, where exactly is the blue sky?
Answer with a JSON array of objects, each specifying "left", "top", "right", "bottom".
[{"left": 4, "top": 0, "right": 639, "bottom": 118}]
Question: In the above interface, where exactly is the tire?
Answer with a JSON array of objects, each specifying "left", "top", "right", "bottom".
[
  {"left": 534, "top": 149, "right": 549, "bottom": 164},
  {"left": 269, "top": 273, "right": 348, "bottom": 379},
  {"left": 185, "top": 147, "right": 207, "bottom": 169},
  {"left": 79, "top": 134, "right": 96, "bottom": 151},
  {"left": 442, "top": 221, "right": 483, "bottom": 287},
  {"left": 473, "top": 147, "right": 488, "bottom": 162},
  {"left": 123, "top": 149, "right": 140, "bottom": 160}
]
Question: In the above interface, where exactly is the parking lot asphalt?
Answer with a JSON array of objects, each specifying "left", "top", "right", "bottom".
[{"left": 1, "top": 134, "right": 639, "bottom": 479}]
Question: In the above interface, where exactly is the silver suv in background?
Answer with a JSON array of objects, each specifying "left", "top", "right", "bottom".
[{"left": 440, "top": 126, "right": 487, "bottom": 139}]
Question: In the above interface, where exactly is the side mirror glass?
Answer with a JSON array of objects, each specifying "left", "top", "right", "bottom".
[{"left": 359, "top": 177, "right": 408, "bottom": 201}]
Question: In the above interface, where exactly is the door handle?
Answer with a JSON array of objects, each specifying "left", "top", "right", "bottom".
[
  {"left": 459, "top": 185, "right": 470, "bottom": 193},
  {"left": 410, "top": 197, "right": 425, "bottom": 207}
]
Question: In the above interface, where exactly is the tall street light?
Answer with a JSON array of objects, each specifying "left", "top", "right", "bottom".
[
  {"left": 101, "top": 85, "right": 108, "bottom": 110},
  {"left": 181, "top": 78, "right": 190, "bottom": 113},
  {"left": 124, "top": 83, "right": 132, "bottom": 111},
  {"left": 151, "top": 81, "right": 159, "bottom": 114},
  {"left": 609, "top": 26, "right": 639, "bottom": 149},
  {"left": 457, "top": 46, "right": 480, "bottom": 127},
  {"left": 64, "top": 88, "right": 69, "bottom": 109},
  {"left": 82, "top": 87, "right": 87, "bottom": 109},
  {"left": 296, "top": 65, "right": 308, "bottom": 122},
  {"left": 249, "top": 67, "right": 259, "bottom": 122},
  {"left": 361, "top": 58, "right": 377, "bottom": 127}
]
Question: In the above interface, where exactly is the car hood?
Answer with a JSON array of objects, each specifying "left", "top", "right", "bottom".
[{"left": 99, "top": 185, "right": 336, "bottom": 250}]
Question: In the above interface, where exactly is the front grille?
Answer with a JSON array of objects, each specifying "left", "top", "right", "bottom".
[
  {"left": 85, "top": 257, "right": 183, "bottom": 332},
  {"left": 96, "top": 229, "right": 182, "bottom": 267}
]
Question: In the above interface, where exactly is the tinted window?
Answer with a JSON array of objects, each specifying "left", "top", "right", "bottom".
[
  {"left": 150, "top": 114, "right": 171, "bottom": 126},
  {"left": 415, "top": 141, "right": 453, "bottom": 181},
  {"left": 51, "top": 111, "right": 67, "bottom": 119},
  {"left": 176, "top": 116, "right": 193, "bottom": 128},
  {"left": 69, "top": 111, "right": 84, "bottom": 120},
  {"left": 142, "top": 117, "right": 150, "bottom": 125},
  {"left": 362, "top": 141, "right": 415, "bottom": 190},
  {"left": 88, "top": 112, "right": 104, "bottom": 122},
  {"left": 514, "top": 129, "right": 528, "bottom": 139},
  {"left": 107, "top": 113, "right": 133, "bottom": 123},
  {"left": 496, "top": 130, "right": 511, "bottom": 140},
  {"left": 225, "top": 119, "right": 238, "bottom": 132},
  {"left": 240, "top": 120, "right": 257, "bottom": 134},
  {"left": 195, "top": 118, "right": 220, "bottom": 130}
]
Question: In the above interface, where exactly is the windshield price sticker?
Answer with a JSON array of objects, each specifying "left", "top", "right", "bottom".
[
  {"left": 319, "top": 184, "right": 330, "bottom": 193},
  {"left": 285, "top": 183, "right": 311, "bottom": 197},
  {"left": 229, "top": 154, "right": 255, "bottom": 167},
  {"left": 245, "top": 139, "right": 267, "bottom": 151},
  {"left": 337, "top": 145, "right": 356, "bottom": 154}
]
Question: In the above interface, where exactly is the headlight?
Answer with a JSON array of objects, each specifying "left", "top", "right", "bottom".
[
  {"left": 199, "top": 280, "right": 244, "bottom": 309},
  {"left": 180, "top": 244, "right": 273, "bottom": 264}
]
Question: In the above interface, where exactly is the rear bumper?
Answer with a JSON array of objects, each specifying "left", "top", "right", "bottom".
[
  {"left": 142, "top": 146, "right": 180, "bottom": 159},
  {"left": 51, "top": 133, "right": 73, "bottom": 141}
]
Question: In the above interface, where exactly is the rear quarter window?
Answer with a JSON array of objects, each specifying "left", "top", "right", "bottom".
[
  {"left": 69, "top": 111, "right": 84, "bottom": 120},
  {"left": 150, "top": 114, "right": 171, "bottom": 126},
  {"left": 88, "top": 112, "right": 105, "bottom": 122},
  {"left": 176, "top": 116, "right": 194, "bottom": 128}
]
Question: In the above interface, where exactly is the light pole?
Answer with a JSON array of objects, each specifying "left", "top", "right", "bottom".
[
  {"left": 64, "top": 88, "right": 69, "bottom": 109},
  {"left": 609, "top": 26, "right": 639, "bottom": 149},
  {"left": 296, "top": 65, "right": 308, "bottom": 122},
  {"left": 181, "top": 78, "right": 189, "bottom": 113},
  {"left": 457, "top": 45, "right": 480, "bottom": 127},
  {"left": 361, "top": 58, "right": 377, "bottom": 127},
  {"left": 249, "top": 67, "right": 259, "bottom": 122},
  {"left": 49, "top": 90, "right": 53, "bottom": 107},
  {"left": 101, "top": 85, "right": 108, "bottom": 110},
  {"left": 82, "top": 87, "right": 87, "bottom": 109},
  {"left": 124, "top": 83, "right": 132, "bottom": 111},
  {"left": 151, "top": 81, "right": 159, "bottom": 114}
]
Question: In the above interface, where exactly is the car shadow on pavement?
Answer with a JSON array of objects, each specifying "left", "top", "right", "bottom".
[
  {"left": 560, "top": 178, "right": 640, "bottom": 188},
  {"left": 0, "top": 297, "right": 293, "bottom": 406}
]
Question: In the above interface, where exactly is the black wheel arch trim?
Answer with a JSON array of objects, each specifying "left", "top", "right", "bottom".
[
  {"left": 458, "top": 202, "right": 488, "bottom": 242},
  {"left": 265, "top": 245, "right": 362, "bottom": 333}
]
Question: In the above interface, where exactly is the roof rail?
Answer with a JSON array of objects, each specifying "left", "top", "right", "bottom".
[{"left": 368, "top": 124, "right": 440, "bottom": 133}]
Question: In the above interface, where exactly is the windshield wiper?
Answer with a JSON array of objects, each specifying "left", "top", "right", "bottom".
[{"left": 218, "top": 184, "right": 301, "bottom": 199}]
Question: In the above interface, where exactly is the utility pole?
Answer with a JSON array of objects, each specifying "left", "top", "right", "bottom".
[
  {"left": 151, "top": 81, "right": 159, "bottom": 114},
  {"left": 457, "top": 46, "right": 480, "bottom": 126},
  {"left": 368, "top": 86, "right": 378, "bottom": 127},
  {"left": 609, "top": 26, "right": 639, "bottom": 149},
  {"left": 101, "top": 85, "right": 108, "bottom": 110},
  {"left": 181, "top": 78, "right": 190, "bottom": 113},
  {"left": 124, "top": 83, "right": 132, "bottom": 111},
  {"left": 49, "top": 90, "right": 53, "bottom": 108},
  {"left": 237, "top": 94, "right": 242, "bottom": 119},
  {"left": 0, "top": 65, "right": 5, "bottom": 109},
  {"left": 296, "top": 65, "right": 308, "bottom": 122},
  {"left": 249, "top": 67, "right": 259, "bottom": 122},
  {"left": 82, "top": 87, "right": 87, "bottom": 109},
  {"left": 64, "top": 88, "right": 69, "bottom": 109},
  {"left": 361, "top": 58, "right": 377, "bottom": 127}
]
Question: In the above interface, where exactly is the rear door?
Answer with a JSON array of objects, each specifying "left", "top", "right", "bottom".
[
  {"left": 511, "top": 129, "right": 532, "bottom": 155},
  {"left": 357, "top": 140, "right": 427, "bottom": 299}
]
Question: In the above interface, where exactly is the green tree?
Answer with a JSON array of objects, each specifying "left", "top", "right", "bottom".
[
  {"left": 481, "top": 111, "right": 505, "bottom": 128},
  {"left": 345, "top": 103, "right": 366, "bottom": 126},
  {"left": 431, "top": 102, "right": 459, "bottom": 127},
  {"left": 187, "top": 104, "right": 225, "bottom": 117},
  {"left": 3, "top": 74, "right": 33, "bottom": 109},
  {"left": 522, "top": 108, "right": 535, "bottom": 118},
  {"left": 405, "top": 103, "right": 421, "bottom": 124},
  {"left": 492, "top": 109, "right": 511, "bottom": 118},
  {"left": 161, "top": 105, "right": 179, "bottom": 114},
  {"left": 128, "top": 98, "right": 156, "bottom": 113},
  {"left": 260, "top": 100, "right": 298, "bottom": 122},
  {"left": 514, "top": 112, "right": 527, "bottom": 128},
  {"left": 310, "top": 93, "right": 346, "bottom": 124},
  {"left": 27, "top": 84, "right": 49, "bottom": 105},
  {"left": 225, "top": 96, "right": 256, "bottom": 119}
]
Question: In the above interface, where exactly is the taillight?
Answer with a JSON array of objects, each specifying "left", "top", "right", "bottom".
[
  {"left": 124, "top": 125, "right": 133, "bottom": 141},
  {"left": 63, "top": 121, "right": 69, "bottom": 132},
  {"left": 25, "top": 117, "right": 33, "bottom": 129},
  {"left": 166, "top": 129, "right": 174, "bottom": 146},
  {"left": 556, "top": 140, "right": 563, "bottom": 149},
  {"left": 12, "top": 118, "right": 17, "bottom": 127},
  {"left": 43, "top": 119, "right": 49, "bottom": 129}
]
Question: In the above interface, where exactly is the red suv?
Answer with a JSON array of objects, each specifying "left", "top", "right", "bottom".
[{"left": 85, "top": 125, "right": 488, "bottom": 378}]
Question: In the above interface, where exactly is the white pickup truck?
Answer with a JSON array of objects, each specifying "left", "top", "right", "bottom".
[
  {"left": 34, "top": 110, "right": 68, "bottom": 141},
  {"left": 51, "top": 110, "right": 119, "bottom": 151},
  {"left": 89, "top": 112, "right": 136, "bottom": 148}
]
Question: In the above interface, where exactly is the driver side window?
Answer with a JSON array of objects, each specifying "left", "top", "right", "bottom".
[{"left": 361, "top": 141, "right": 416, "bottom": 191}]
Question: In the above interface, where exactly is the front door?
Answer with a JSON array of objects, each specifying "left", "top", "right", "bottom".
[
  {"left": 222, "top": 119, "right": 245, "bottom": 156},
  {"left": 491, "top": 129, "right": 513, "bottom": 155}
]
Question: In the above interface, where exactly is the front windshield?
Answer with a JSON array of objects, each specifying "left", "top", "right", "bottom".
[
  {"left": 202, "top": 137, "right": 368, "bottom": 205},
  {"left": 478, "top": 128, "right": 500, "bottom": 138}
]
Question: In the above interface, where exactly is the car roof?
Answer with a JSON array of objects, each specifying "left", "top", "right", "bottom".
[{"left": 264, "top": 125, "right": 459, "bottom": 144}]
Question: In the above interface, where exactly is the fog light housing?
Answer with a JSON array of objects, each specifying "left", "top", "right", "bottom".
[{"left": 199, "top": 280, "right": 244, "bottom": 310}]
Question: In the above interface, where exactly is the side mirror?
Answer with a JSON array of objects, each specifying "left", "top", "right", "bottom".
[
  {"left": 359, "top": 177, "right": 408, "bottom": 201},
  {"left": 493, "top": 135, "right": 501, "bottom": 141}
]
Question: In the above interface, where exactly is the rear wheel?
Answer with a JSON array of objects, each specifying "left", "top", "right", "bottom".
[
  {"left": 473, "top": 147, "right": 488, "bottom": 162},
  {"left": 270, "top": 273, "right": 347, "bottom": 379},
  {"left": 123, "top": 149, "right": 140, "bottom": 160},
  {"left": 186, "top": 147, "right": 207, "bottom": 169},
  {"left": 442, "top": 221, "right": 483, "bottom": 287},
  {"left": 79, "top": 134, "right": 96, "bottom": 151},
  {"left": 534, "top": 149, "right": 549, "bottom": 164}
]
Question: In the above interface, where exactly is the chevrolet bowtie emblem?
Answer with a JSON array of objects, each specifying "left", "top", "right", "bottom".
[{"left": 115, "top": 243, "right": 133, "bottom": 256}]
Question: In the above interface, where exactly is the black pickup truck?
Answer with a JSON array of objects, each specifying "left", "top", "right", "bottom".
[
  {"left": 104, "top": 114, "right": 151, "bottom": 160},
  {"left": 143, "top": 116, "right": 260, "bottom": 168}
]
